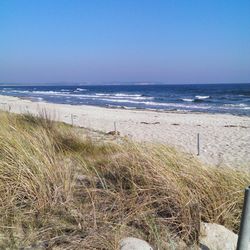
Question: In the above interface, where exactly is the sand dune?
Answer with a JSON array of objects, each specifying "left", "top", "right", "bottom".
[{"left": 1, "top": 95, "right": 249, "bottom": 170}]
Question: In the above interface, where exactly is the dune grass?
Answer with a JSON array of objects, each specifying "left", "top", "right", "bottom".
[{"left": 0, "top": 111, "right": 249, "bottom": 249}]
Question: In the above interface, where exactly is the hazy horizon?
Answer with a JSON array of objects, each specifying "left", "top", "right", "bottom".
[
  {"left": 1, "top": 0, "right": 250, "bottom": 84},
  {"left": 1, "top": 82, "right": 250, "bottom": 87}
]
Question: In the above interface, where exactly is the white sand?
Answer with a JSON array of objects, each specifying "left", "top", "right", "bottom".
[{"left": 1, "top": 95, "right": 250, "bottom": 170}]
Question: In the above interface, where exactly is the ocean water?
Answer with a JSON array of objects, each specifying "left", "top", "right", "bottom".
[{"left": 0, "top": 83, "right": 250, "bottom": 116}]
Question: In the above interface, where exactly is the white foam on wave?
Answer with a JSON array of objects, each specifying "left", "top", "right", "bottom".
[
  {"left": 1, "top": 88, "right": 13, "bottom": 92},
  {"left": 100, "top": 98, "right": 153, "bottom": 105},
  {"left": 76, "top": 94, "right": 150, "bottom": 100},
  {"left": 95, "top": 93, "right": 152, "bottom": 100},
  {"left": 12, "top": 90, "right": 31, "bottom": 93},
  {"left": 224, "top": 103, "right": 247, "bottom": 107},
  {"left": 32, "top": 91, "right": 90, "bottom": 97},
  {"left": 132, "top": 96, "right": 154, "bottom": 100},
  {"left": 182, "top": 96, "right": 211, "bottom": 102},
  {"left": 74, "top": 88, "right": 87, "bottom": 92},
  {"left": 32, "top": 90, "right": 68, "bottom": 95},
  {"left": 195, "top": 95, "right": 210, "bottom": 100},
  {"left": 60, "top": 89, "right": 71, "bottom": 91},
  {"left": 98, "top": 98, "right": 211, "bottom": 109},
  {"left": 96, "top": 93, "right": 142, "bottom": 97},
  {"left": 3, "top": 89, "right": 155, "bottom": 102},
  {"left": 123, "top": 106, "right": 137, "bottom": 110},
  {"left": 182, "top": 98, "right": 194, "bottom": 102},
  {"left": 23, "top": 90, "right": 152, "bottom": 101},
  {"left": 223, "top": 103, "right": 250, "bottom": 109},
  {"left": 114, "top": 93, "right": 142, "bottom": 97}
]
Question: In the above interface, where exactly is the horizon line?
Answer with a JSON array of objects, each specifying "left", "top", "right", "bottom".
[{"left": 0, "top": 82, "right": 250, "bottom": 86}]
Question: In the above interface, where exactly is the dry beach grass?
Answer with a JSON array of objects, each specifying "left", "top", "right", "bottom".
[
  {"left": 0, "top": 111, "right": 249, "bottom": 249},
  {"left": 1, "top": 95, "right": 250, "bottom": 170}
]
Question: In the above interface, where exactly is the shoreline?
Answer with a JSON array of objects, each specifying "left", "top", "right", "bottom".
[
  {"left": 10, "top": 94, "right": 250, "bottom": 118},
  {"left": 1, "top": 94, "right": 250, "bottom": 170}
]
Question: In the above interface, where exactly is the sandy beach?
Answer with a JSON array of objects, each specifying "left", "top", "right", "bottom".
[{"left": 0, "top": 94, "right": 249, "bottom": 170}]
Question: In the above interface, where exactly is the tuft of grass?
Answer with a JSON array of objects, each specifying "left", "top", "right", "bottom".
[{"left": 0, "top": 111, "right": 249, "bottom": 249}]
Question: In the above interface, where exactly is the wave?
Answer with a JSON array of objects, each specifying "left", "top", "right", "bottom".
[
  {"left": 195, "top": 95, "right": 210, "bottom": 100},
  {"left": 60, "top": 89, "right": 71, "bottom": 92},
  {"left": 95, "top": 93, "right": 152, "bottom": 100},
  {"left": 11, "top": 90, "right": 89, "bottom": 97},
  {"left": 32, "top": 90, "right": 70, "bottom": 95},
  {"left": 224, "top": 103, "right": 247, "bottom": 107},
  {"left": 4, "top": 90, "right": 67, "bottom": 95},
  {"left": 182, "top": 98, "right": 194, "bottom": 102},
  {"left": 96, "top": 93, "right": 142, "bottom": 97},
  {"left": 223, "top": 103, "right": 250, "bottom": 109},
  {"left": 74, "top": 88, "right": 87, "bottom": 92},
  {"left": 2, "top": 88, "right": 13, "bottom": 90},
  {"left": 107, "top": 104, "right": 138, "bottom": 110},
  {"left": 99, "top": 98, "right": 164, "bottom": 105},
  {"left": 65, "top": 93, "right": 152, "bottom": 100},
  {"left": 98, "top": 98, "right": 211, "bottom": 109},
  {"left": 114, "top": 93, "right": 142, "bottom": 97},
  {"left": 11, "top": 90, "right": 31, "bottom": 94},
  {"left": 123, "top": 106, "right": 137, "bottom": 110},
  {"left": 26, "top": 91, "right": 150, "bottom": 100},
  {"left": 181, "top": 96, "right": 211, "bottom": 102}
]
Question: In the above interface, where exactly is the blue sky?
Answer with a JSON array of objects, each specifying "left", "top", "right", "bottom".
[{"left": 0, "top": 0, "right": 250, "bottom": 84}]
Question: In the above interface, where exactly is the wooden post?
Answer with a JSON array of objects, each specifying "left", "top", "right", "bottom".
[
  {"left": 197, "top": 133, "right": 200, "bottom": 156},
  {"left": 114, "top": 122, "right": 117, "bottom": 134}
]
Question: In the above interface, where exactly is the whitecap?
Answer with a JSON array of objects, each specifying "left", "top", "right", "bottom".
[
  {"left": 74, "top": 88, "right": 87, "bottom": 92},
  {"left": 60, "top": 89, "right": 71, "bottom": 91},
  {"left": 96, "top": 93, "right": 142, "bottom": 97},
  {"left": 182, "top": 98, "right": 194, "bottom": 102},
  {"left": 32, "top": 90, "right": 66, "bottom": 95},
  {"left": 195, "top": 95, "right": 210, "bottom": 100},
  {"left": 98, "top": 98, "right": 211, "bottom": 109},
  {"left": 12, "top": 90, "right": 31, "bottom": 93},
  {"left": 224, "top": 103, "right": 247, "bottom": 107},
  {"left": 114, "top": 93, "right": 142, "bottom": 97},
  {"left": 95, "top": 93, "right": 152, "bottom": 100}
]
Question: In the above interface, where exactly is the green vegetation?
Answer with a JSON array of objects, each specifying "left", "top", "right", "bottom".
[{"left": 0, "top": 111, "right": 249, "bottom": 249}]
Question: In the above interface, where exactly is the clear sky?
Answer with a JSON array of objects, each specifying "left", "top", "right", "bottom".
[{"left": 0, "top": 0, "right": 250, "bottom": 84}]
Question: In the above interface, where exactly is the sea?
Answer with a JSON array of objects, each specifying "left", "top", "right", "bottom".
[{"left": 0, "top": 83, "right": 250, "bottom": 116}]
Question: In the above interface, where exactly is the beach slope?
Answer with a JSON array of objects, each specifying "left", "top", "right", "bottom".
[{"left": 0, "top": 94, "right": 249, "bottom": 170}]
